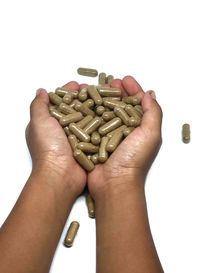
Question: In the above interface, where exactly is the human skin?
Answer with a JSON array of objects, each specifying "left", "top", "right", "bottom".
[{"left": 88, "top": 76, "right": 164, "bottom": 273}]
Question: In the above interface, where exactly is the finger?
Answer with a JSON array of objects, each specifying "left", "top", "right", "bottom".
[
  {"left": 110, "top": 79, "right": 128, "bottom": 96},
  {"left": 122, "top": 76, "right": 144, "bottom": 96},
  {"left": 30, "top": 89, "right": 50, "bottom": 121},
  {"left": 141, "top": 91, "right": 163, "bottom": 134},
  {"left": 62, "top": 81, "right": 79, "bottom": 90}
]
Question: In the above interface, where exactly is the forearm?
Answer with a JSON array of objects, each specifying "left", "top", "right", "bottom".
[
  {"left": 95, "top": 178, "right": 163, "bottom": 273},
  {"left": 0, "top": 167, "right": 76, "bottom": 273}
]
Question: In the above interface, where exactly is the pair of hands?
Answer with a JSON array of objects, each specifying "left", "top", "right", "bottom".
[{"left": 26, "top": 76, "right": 162, "bottom": 200}]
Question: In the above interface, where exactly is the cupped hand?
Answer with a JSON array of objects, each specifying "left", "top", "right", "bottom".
[
  {"left": 88, "top": 76, "right": 162, "bottom": 198},
  {"left": 26, "top": 82, "right": 87, "bottom": 195}
]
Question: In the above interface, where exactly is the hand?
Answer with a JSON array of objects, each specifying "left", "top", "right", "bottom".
[
  {"left": 88, "top": 76, "right": 162, "bottom": 198},
  {"left": 26, "top": 82, "right": 87, "bottom": 196}
]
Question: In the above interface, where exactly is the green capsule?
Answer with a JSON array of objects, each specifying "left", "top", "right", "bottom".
[
  {"left": 103, "top": 99, "right": 126, "bottom": 109},
  {"left": 97, "top": 87, "right": 121, "bottom": 97},
  {"left": 98, "top": 136, "right": 109, "bottom": 163},
  {"left": 78, "top": 87, "right": 88, "bottom": 102},
  {"left": 87, "top": 85, "right": 103, "bottom": 106},
  {"left": 59, "top": 112, "right": 83, "bottom": 127},
  {"left": 91, "top": 131, "right": 101, "bottom": 145},
  {"left": 49, "top": 92, "right": 62, "bottom": 106},
  {"left": 128, "top": 116, "right": 141, "bottom": 127},
  {"left": 79, "top": 101, "right": 95, "bottom": 117},
  {"left": 91, "top": 153, "right": 99, "bottom": 164},
  {"left": 77, "top": 142, "right": 99, "bottom": 153},
  {"left": 83, "top": 117, "right": 102, "bottom": 135},
  {"left": 106, "top": 75, "right": 114, "bottom": 84},
  {"left": 63, "top": 93, "right": 73, "bottom": 104},
  {"left": 95, "top": 105, "right": 105, "bottom": 116},
  {"left": 98, "top": 72, "right": 106, "bottom": 85},
  {"left": 106, "top": 125, "right": 127, "bottom": 138},
  {"left": 125, "top": 104, "right": 141, "bottom": 119},
  {"left": 106, "top": 131, "right": 123, "bottom": 152},
  {"left": 134, "top": 105, "right": 143, "bottom": 117},
  {"left": 114, "top": 106, "right": 130, "bottom": 126},
  {"left": 68, "top": 135, "right": 79, "bottom": 151},
  {"left": 69, "top": 123, "right": 90, "bottom": 142},
  {"left": 182, "top": 123, "right": 190, "bottom": 143},
  {"left": 102, "top": 111, "right": 116, "bottom": 121},
  {"left": 49, "top": 109, "right": 64, "bottom": 120},
  {"left": 76, "top": 115, "right": 93, "bottom": 129},
  {"left": 73, "top": 149, "right": 94, "bottom": 171},
  {"left": 98, "top": 117, "right": 122, "bottom": 136},
  {"left": 59, "top": 103, "right": 76, "bottom": 114},
  {"left": 77, "top": 67, "right": 98, "bottom": 77},
  {"left": 122, "top": 95, "right": 141, "bottom": 105}
]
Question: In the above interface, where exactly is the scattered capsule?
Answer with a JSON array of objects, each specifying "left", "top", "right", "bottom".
[
  {"left": 49, "top": 92, "right": 62, "bottom": 106},
  {"left": 106, "top": 131, "right": 123, "bottom": 152},
  {"left": 98, "top": 136, "right": 109, "bottom": 163},
  {"left": 98, "top": 117, "right": 122, "bottom": 135},
  {"left": 63, "top": 93, "right": 73, "bottom": 104},
  {"left": 49, "top": 109, "right": 64, "bottom": 120},
  {"left": 68, "top": 135, "right": 79, "bottom": 151},
  {"left": 107, "top": 125, "right": 127, "bottom": 138},
  {"left": 97, "top": 87, "right": 121, "bottom": 97},
  {"left": 76, "top": 115, "right": 93, "bottom": 129},
  {"left": 91, "top": 131, "right": 101, "bottom": 145},
  {"left": 103, "top": 99, "right": 126, "bottom": 109},
  {"left": 122, "top": 95, "right": 141, "bottom": 105},
  {"left": 78, "top": 88, "right": 88, "bottom": 102},
  {"left": 83, "top": 117, "right": 102, "bottom": 135},
  {"left": 77, "top": 67, "right": 98, "bottom": 77},
  {"left": 79, "top": 102, "right": 95, "bottom": 117},
  {"left": 59, "top": 112, "right": 83, "bottom": 127},
  {"left": 64, "top": 221, "right": 80, "bottom": 247},
  {"left": 86, "top": 194, "right": 95, "bottom": 218},
  {"left": 91, "top": 153, "right": 99, "bottom": 164},
  {"left": 87, "top": 85, "right": 103, "bottom": 106},
  {"left": 73, "top": 149, "right": 94, "bottom": 171},
  {"left": 102, "top": 111, "right": 116, "bottom": 121},
  {"left": 106, "top": 75, "right": 114, "bottom": 84},
  {"left": 125, "top": 104, "right": 141, "bottom": 119},
  {"left": 77, "top": 142, "right": 99, "bottom": 153},
  {"left": 114, "top": 106, "right": 130, "bottom": 126},
  {"left": 182, "top": 123, "right": 190, "bottom": 143},
  {"left": 95, "top": 105, "right": 105, "bottom": 116},
  {"left": 98, "top": 72, "right": 106, "bottom": 85},
  {"left": 59, "top": 103, "right": 76, "bottom": 114},
  {"left": 69, "top": 123, "right": 90, "bottom": 142}
]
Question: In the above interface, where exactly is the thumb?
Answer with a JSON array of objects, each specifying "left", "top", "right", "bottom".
[
  {"left": 30, "top": 89, "right": 50, "bottom": 121},
  {"left": 141, "top": 91, "right": 163, "bottom": 135}
]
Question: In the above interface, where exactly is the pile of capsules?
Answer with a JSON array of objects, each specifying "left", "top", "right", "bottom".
[{"left": 48, "top": 68, "right": 144, "bottom": 247}]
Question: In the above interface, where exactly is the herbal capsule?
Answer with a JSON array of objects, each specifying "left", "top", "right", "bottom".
[
  {"left": 74, "top": 100, "right": 83, "bottom": 111},
  {"left": 76, "top": 115, "right": 93, "bottom": 129},
  {"left": 64, "top": 221, "right": 80, "bottom": 247},
  {"left": 79, "top": 102, "right": 95, "bottom": 117},
  {"left": 102, "top": 111, "right": 116, "bottom": 121},
  {"left": 70, "top": 99, "right": 80, "bottom": 108},
  {"left": 55, "top": 87, "right": 71, "bottom": 97},
  {"left": 77, "top": 67, "right": 98, "bottom": 77},
  {"left": 91, "top": 131, "right": 101, "bottom": 145},
  {"left": 83, "top": 117, "right": 102, "bottom": 135},
  {"left": 125, "top": 104, "right": 141, "bottom": 119},
  {"left": 68, "top": 135, "right": 79, "bottom": 151},
  {"left": 77, "top": 142, "right": 99, "bottom": 153},
  {"left": 182, "top": 123, "right": 190, "bottom": 143},
  {"left": 59, "top": 112, "right": 83, "bottom": 127},
  {"left": 98, "top": 87, "right": 121, "bottom": 97},
  {"left": 114, "top": 106, "right": 130, "bottom": 126},
  {"left": 49, "top": 105, "right": 58, "bottom": 111},
  {"left": 103, "top": 99, "right": 126, "bottom": 109},
  {"left": 49, "top": 109, "right": 64, "bottom": 120},
  {"left": 72, "top": 90, "right": 79, "bottom": 99},
  {"left": 95, "top": 105, "right": 105, "bottom": 115},
  {"left": 122, "top": 95, "right": 141, "bottom": 105},
  {"left": 63, "top": 93, "right": 73, "bottom": 104},
  {"left": 102, "top": 97, "right": 121, "bottom": 101},
  {"left": 87, "top": 85, "right": 103, "bottom": 106},
  {"left": 98, "top": 136, "right": 109, "bottom": 163},
  {"left": 106, "top": 75, "right": 114, "bottom": 84},
  {"left": 69, "top": 123, "right": 90, "bottom": 142},
  {"left": 86, "top": 194, "right": 95, "bottom": 218},
  {"left": 134, "top": 105, "right": 143, "bottom": 117},
  {"left": 106, "top": 131, "right": 123, "bottom": 152},
  {"left": 73, "top": 149, "right": 94, "bottom": 171},
  {"left": 83, "top": 99, "right": 95, "bottom": 109},
  {"left": 98, "top": 117, "right": 122, "bottom": 136},
  {"left": 107, "top": 125, "right": 127, "bottom": 138},
  {"left": 123, "top": 127, "right": 134, "bottom": 137},
  {"left": 49, "top": 92, "right": 62, "bottom": 106},
  {"left": 91, "top": 153, "right": 99, "bottom": 164},
  {"left": 64, "top": 126, "right": 72, "bottom": 136},
  {"left": 59, "top": 103, "right": 76, "bottom": 114},
  {"left": 78, "top": 87, "right": 88, "bottom": 102},
  {"left": 98, "top": 72, "right": 106, "bottom": 85},
  {"left": 128, "top": 116, "right": 141, "bottom": 127}
]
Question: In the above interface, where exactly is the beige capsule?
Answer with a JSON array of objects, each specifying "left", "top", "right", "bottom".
[
  {"left": 63, "top": 93, "right": 73, "bottom": 104},
  {"left": 98, "top": 117, "right": 122, "bottom": 136},
  {"left": 107, "top": 125, "right": 127, "bottom": 138},
  {"left": 83, "top": 99, "right": 95, "bottom": 108},
  {"left": 79, "top": 102, "right": 95, "bottom": 117},
  {"left": 74, "top": 100, "right": 83, "bottom": 111},
  {"left": 59, "top": 103, "right": 76, "bottom": 114},
  {"left": 122, "top": 95, "right": 141, "bottom": 105},
  {"left": 63, "top": 126, "right": 72, "bottom": 136},
  {"left": 69, "top": 123, "right": 90, "bottom": 142},
  {"left": 182, "top": 123, "right": 190, "bottom": 143},
  {"left": 91, "top": 153, "right": 99, "bottom": 164},
  {"left": 102, "top": 97, "right": 121, "bottom": 101},
  {"left": 76, "top": 115, "right": 93, "bottom": 129},
  {"left": 71, "top": 90, "right": 79, "bottom": 99},
  {"left": 55, "top": 88, "right": 78, "bottom": 98},
  {"left": 114, "top": 106, "right": 130, "bottom": 126},
  {"left": 134, "top": 105, "right": 143, "bottom": 117},
  {"left": 64, "top": 221, "right": 80, "bottom": 247},
  {"left": 128, "top": 116, "right": 141, "bottom": 127},
  {"left": 106, "top": 75, "right": 114, "bottom": 84},
  {"left": 123, "top": 127, "right": 134, "bottom": 137},
  {"left": 83, "top": 116, "right": 102, "bottom": 135},
  {"left": 98, "top": 72, "right": 106, "bottom": 85},
  {"left": 73, "top": 149, "right": 94, "bottom": 171},
  {"left": 106, "top": 131, "right": 123, "bottom": 152},
  {"left": 77, "top": 142, "right": 99, "bottom": 153},
  {"left": 49, "top": 105, "right": 58, "bottom": 111},
  {"left": 49, "top": 92, "right": 63, "bottom": 106},
  {"left": 95, "top": 105, "right": 105, "bottom": 116},
  {"left": 97, "top": 87, "right": 121, "bottom": 97},
  {"left": 69, "top": 99, "right": 80, "bottom": 108},
  {"left": 102, "top": 111, "right": 116, "bottom": 121},
  {"left": 77, "top": 67, "right": 98, "bottom": 77},
  {"left": 68, "top": 135, "right": 79, "bottom": 151},
  {"left": 78, "top": 87, "right": 88, "bottom": 102},
  {"left": 86, "top": 193, "right": 95, "bottom": 218},
  {"left": 103, "top": 99, "right": 126, "bottom": 109},
  {"left": 91, "top": 131, "right": 101, "bottom": 145},
  {"left": 59, "top": 112, "right": 83, "bottom": 127},
  {"left": 98, "top": 136, "right": 109, "bottom": 163},
  {"left": 49, "top": 109, "right": 64, "bottom": 120},
  {"left": 87, "top": 85, "right": 103, "bottom": 106},
  {"left": 125, "top": 104, "right": 141, "bottom": 119}
]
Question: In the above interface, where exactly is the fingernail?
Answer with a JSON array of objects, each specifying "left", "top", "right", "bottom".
[
  {"left": 36, "top": 88, "right": 46, "bottom": 96},
  {"left": 148, "top": 90, "right": 156, "bottom": 100}
]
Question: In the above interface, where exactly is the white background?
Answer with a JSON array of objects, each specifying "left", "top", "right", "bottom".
[{"left": 0, "top": 0, "right": 199, "bottom": 272}]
